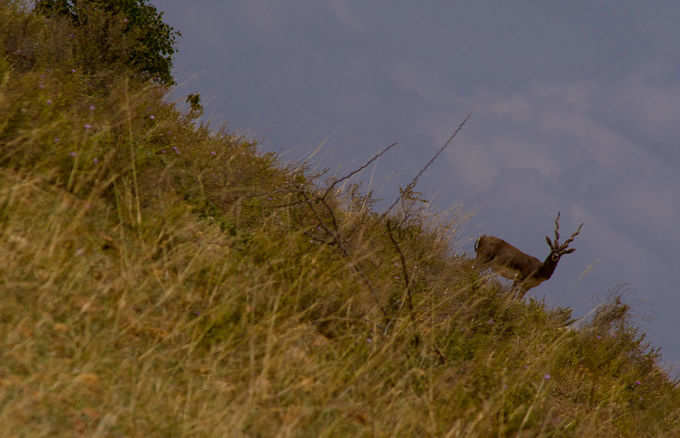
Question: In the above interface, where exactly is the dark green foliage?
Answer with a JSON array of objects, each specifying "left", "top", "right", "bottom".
[
  {"left": 185, "top": 92, "right": 203, "bottom": 118},
  {"left": 34, "top": 0, "right": 180, "bottom": 85}
]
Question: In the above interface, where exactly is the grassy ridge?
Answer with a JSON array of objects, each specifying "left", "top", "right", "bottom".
[{"left": 1, "top": 2, "right": 679, "bottom": 436}]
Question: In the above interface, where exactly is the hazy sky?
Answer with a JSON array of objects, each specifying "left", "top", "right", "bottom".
[{"left": 153, "top": 1, "right": 680, "bottom": 370}]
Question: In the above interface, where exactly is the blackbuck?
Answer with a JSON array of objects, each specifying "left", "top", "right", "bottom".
[{"left": 474, "top": 212, "right": 583, "bottom": 298}]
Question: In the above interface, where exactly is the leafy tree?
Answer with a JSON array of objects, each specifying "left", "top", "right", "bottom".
[{"left": 35, "top": 0, "right": 180, "bottom": 85}]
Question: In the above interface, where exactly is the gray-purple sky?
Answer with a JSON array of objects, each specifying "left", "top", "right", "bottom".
[{"left": 154, "top": 0, "right": 680, "bottom": 371}]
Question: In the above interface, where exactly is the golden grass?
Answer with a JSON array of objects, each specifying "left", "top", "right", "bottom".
[{"left": 1, "top": 2, "right": 679, "bottom": 436}]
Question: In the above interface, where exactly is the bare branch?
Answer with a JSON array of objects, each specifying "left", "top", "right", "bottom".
[
  {"left": 321, "top": 142, "right": 399, "bottom": 200},
  {"left": 381, "top": 113, "right": 471, "bottom": 221},
  {"left": 386, "top": 220, "right": 414, "bottom": 315},
  {"left": 385, "top": 217, "right": 423, "bottom": 347},
  {"left": 300, "top": 182, "right": 388, "bottom": 318}
]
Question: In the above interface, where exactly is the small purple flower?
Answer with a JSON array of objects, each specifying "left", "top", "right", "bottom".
[
  {"left": 69, "top": 151, "right": 77, "bottom": 158},
  {"left": 635, "top": 380, "right": 641, "bottom": 385},
  {"left": 89, "top": 105, "right": 95, "bottom": 111},
  {"left": 93, "top": 157, "right": 99, "bottom": 164},
  {"left": 54, "top": 137, "right": 60, "bottom": 143},
  {"left": 47, "top": 99, "right": 53, "bottom": 105},
  {"left": 71, "top": 69, "right": 76, "bottom": 73},
  {"left": 84, "top": 124, "right": 92, "bottom": 130},
  {"left": 172, "top": 146, "right": 180, "bottom": 154},
  {"left": 210, "top": 151, "right": 216, "bottom": 156},
  {"left": 149, "top": 114, "right": 155, "bottom": 120},
  {"left": 544, "top": 374, "right": 551, "bottom": 380}
]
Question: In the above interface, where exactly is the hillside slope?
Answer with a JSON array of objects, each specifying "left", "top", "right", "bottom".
[{"left": 1, "top": 2, "right": 679, "bottom": 436}]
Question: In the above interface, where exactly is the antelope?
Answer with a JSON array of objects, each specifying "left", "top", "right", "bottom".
[{"left": 474, "top": 212, "right": 583, "bottom": 298}]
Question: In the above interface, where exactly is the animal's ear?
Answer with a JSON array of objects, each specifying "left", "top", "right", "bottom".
[
  {"left": 545, "top": 236, "right": 553, "bottom": 248},
  {"left": 563, "top": 248, "right": 576, "bottom": 254}
]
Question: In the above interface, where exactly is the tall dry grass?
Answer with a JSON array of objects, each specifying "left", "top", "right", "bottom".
[{"left": 1, "top": 1, "right": 679, "bottom": 436}]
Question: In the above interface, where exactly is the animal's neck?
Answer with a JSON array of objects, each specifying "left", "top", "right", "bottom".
[{"left": 536, "top": 254, "right": 559, "bottom": 279}]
